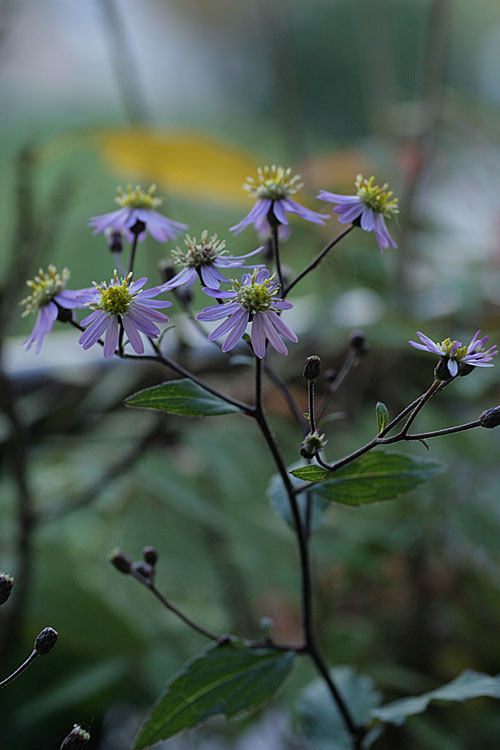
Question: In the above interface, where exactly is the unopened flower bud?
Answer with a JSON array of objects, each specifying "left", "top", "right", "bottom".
[
  {"left": 105, "top": 227, "right": 124, "bottom": 254},
  {"left": 303, "top": 355, "right": 321, "bottom": 382},
  {"left": 457, "top": 362, "right": 475, "bottom": 377},
  {"left": 350, "top": 330, "right": 368, "bottom": 354},
  {"left": 142, "top": 546, "right": 158, "bottom": 566},
  {"left": 480, "top": 406, "right": 500, "bottom": 429},
  {"left": 300, "top": 430, "right": 328, "bottom": 459},
  {"left": 0, "top": 572, "right": 14, "bottom": 605},
  {"left": 109, "top": 548, "right": 132, "bottom": 575},
  {"left": 132, "top": 561, "right": 154, "bottom": 581},
  {"left": 56, "top": 306, "right": 73, "bottom": 323},
  {"left": 60, "top": 724, "right": 90, "bottom": 749},
  {"left": 35, "top": 626, "right": 58, "bottom": 655}
]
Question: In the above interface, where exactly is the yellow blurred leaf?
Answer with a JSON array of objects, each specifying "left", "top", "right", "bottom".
[{"left": 93, "top": 129, "right": 261, "bottom": 207}]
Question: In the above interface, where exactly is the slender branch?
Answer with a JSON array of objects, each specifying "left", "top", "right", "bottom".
[
  {"left": 253, "top": 357, "right": 361, "bottom": 747},
  {"left": 380, "top": 419, "right": 482, "bottom": 443},
  {"left": 284, "top": 224, "right": 354, "bottom": 297},
  {"left": 399, "top": 379, "right": 441, "bottom": 436},
  {"left": 128, "top": 232, "right": 139, "bottom": 276},
  {"left": 0, "top": 649, "right": 37, "bottom": 690},
  {"left": 308, "top": 380, "right": 317, "bottom": 433},
  {"left": 270, "top": 217, "right": 285, "bottom": 291},
  {"left": 131, "top": 568, "right": 218, "bottom": 641}
]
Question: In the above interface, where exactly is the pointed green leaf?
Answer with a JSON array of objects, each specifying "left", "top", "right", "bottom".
[
  {"left": 297, "top": 666, "right": 382, "bottom": 750},
  {"left": 124, "top": 379, "right": 243, "bottom": 417},
  {"left": 294, "top": 451, "right": 446, "bottom": 507},
  {"left": 135, "top": 639, "right": 295, "bottom": 748},
  {"left": 371, "top": 669, "right": 500, "bottom": 727},
  {"left": 290, "top": 464, "right": 330, "bottom": 482},
  {"left": 376, "top": 401, "right": 389, "bottom": 433},
  {"left": 267, "top": 465, "right": 328, "bottom": 533}
]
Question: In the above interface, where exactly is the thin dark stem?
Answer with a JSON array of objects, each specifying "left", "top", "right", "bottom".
[
  {"left": 308, "top": 381, "right": 317, "bottom": 433},
  {"left": 128, "top": 233, "right": 139, "bottom": 276},
  {"left": 284, "top": 224, "right": 354, "bottom": 297},
  {"left": 271, "top": 218, "right": 285, "bottom": 291},
  {"left": 131, "top": 568, "right": 218, "bottom": 641},
  {"left": 253, "top": 357, "right": 361, "bottom": 746},
  {"left": 380, "top": 419, "right": 482, "bottom": 443},
  {"left": 399, "top": 380, "right": 441, "bottom": 436},
  {"left": 0, "top": 650, "right": 37, "bottom": 690}
]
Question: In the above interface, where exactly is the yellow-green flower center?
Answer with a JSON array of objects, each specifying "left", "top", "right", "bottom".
[
  {"left": 355, "top": 174, "right": 399, "bottom": 217},
  {"left": 173, "top": 230, "right": 226, "bottom": 268},
  {"left": 244, "top": 165, "right": 302, "bottom": 201},
  {"left": 439, "top": 338, "right": 467, "bottom": 361},
  {"left": 21, "top": 265, "right": 69, "bottom": 316},
  {"left": 115, "top": 184, "right": 162, "bottom": 210},
  {"left": 91, "top": 271, "right": 135, "bottom": 316},
  {"left": 233, "top": 269, "right": 278, "bottom": 313}
]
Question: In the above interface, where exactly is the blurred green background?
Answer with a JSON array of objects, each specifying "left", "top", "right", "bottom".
[{"left": 2, "top": 0, "right": 500, "bottom": 747}]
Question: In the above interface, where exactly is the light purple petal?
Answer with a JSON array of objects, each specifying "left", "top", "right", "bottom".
[
  {"left": 250, "top": 314, "right": 266, "bottom": 358},
  {"left": 416, "top": 332, "right": 441, "bottom": 354},
  {"left": 103, "top": 315, "right": 119, "bottom": 358},
  {"left": 272, "top": 200, "right": 289, "bottom": 225},
  {"left": 208, "top": 308, "right": 248, "bottom": 341},
  {"left": 317, "top": 190, "right": 360, "bottom": 204},
  {"left": 447, "top": 359, "right": 458, "bottom": 377},
  {"left": 122, "top": 314, "right": 145, "bottom": 354},
  {"left": 200, "top": 264, "right": 225, "bottom": 288},
  {"left": 262, "top": 314, "right": 288, "bottom": 356},
  {"left": 162, "top": 268, "right": 198, "bottom": 290},
  {"left": 273, "top": 299, "right": 293, "bottom": 311},
  {"left": 132, "top": 302, "right": 169, "bottom": 323},
  {"left": 197, "top": 302, "right": 241, "bottom": 322},
  {"left": 229, "top": 199, "right": 272, "bottom": 235},
  {"left": 221, "top": 311, "right": 250, "bottom": 352},
  {"left": 89, "top": 208, "right": 130, "bottom": 234},
  {"left": 267, "top": 311, "right": 298, "bottom": 342},
  {"left": 79, "top": 312, "right": 110, "bottom": 349},
  {"left": 201, "top": 287, "right": 236, "bottom": 299},
  {"left": 334, "top": 202, "right": 364, "bottom": 222},
  {"left": 256, "top": 268, "right": 271, "bottom": 283},
  {"left": 360, "top": 207, "right": 375, "bottom": 231}
]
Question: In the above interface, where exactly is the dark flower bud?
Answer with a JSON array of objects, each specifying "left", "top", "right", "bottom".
[
  {"left": 105, "top": 227, "right": 124, "bottom": 254},
  {"left": 130, "top": 219, "right": 146, "bottom": 237},
  {"left": 109, "top": 548, "right": 132, "bottom": 575},
  {"left": 458, "top": 362, "right": 475, "bottom": 377},
  {"left": 132, "top": 561, "right": 154, "bottom": 581},
  {"left": 480, "top": 406, "right": 500, "bottom": 429},
  {"left": 0, "top": 572, "right": 14, "bottom": 606},
  {"left": 350, "top": 330, "right": 368, "bottom": 354},
  {"left": 324, "top": 368, "right": 337, "bottom": 383},
  {"left": 300, "top": 430, "right": 328, "bottom": 459},
  {"left": 35, "top": 626, "right": 59, "bottom": 655},
  {"left": 303, "top": 355, "right": 321, "bottom": 382},
  {"left": 434, "top": 356, "right": 454, "bottom": 381},
  {"left": 175, "top": 286, "right": 193, "bottom": 307},
  {"left": 142, "top": 546, "right": 158, "bottom": 566},
  {"left": 158, "top": 259, "right": 177, "bottom": 283},
  {"left": 60, "top": 724, "right": 90, "bottom": 749}
]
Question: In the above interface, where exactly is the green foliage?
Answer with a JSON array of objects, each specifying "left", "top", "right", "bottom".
[
  {"left": 124, "top": 379, "right": 243, "bottom": 417},
  {"left": 371, "top": 669, "right": 500, "bottom": 726},
  {"left": 375, "top": 401, "right": 389, "bottom": 433},
  {"left": 291, "top": 451, "right": 447, "bottom": 506},
  {"left": 296, "top": 666, "right": 382, "bottom": 749},
  {"left": 135, "top": 639, "right": 295, "bottom": 748}
]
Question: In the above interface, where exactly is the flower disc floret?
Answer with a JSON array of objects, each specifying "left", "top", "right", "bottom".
[
  {"left": 92, "top": 272, "right": 134, "bottom": 316},
  {"left": 115, "top": 184, "right": 162, "bottom": 210},
  {"left": 244, "top": 165, "right": 303, "bottom": 200},
  {"left": 21, "top": 265, "right": 70, "bottom": 316},
  {"left": 234, "top": 271, "right": 277, "bottom": 313},
  {"left": 355, "top": 174, "right": 399, "bottom": 217},
  {"left": 173, "top": 231, "right": 225, "bottom": 268}
]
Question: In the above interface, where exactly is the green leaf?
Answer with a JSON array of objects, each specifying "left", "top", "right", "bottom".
[
  {"left": 296, "top": 666, "right": 382, "bottom": 750},
  {"left": 267, "top": 465, "right": 329, "bottom": 533},
  {"left": 290, "top": 464, "right": 330, "bottom": 482},
  {"left": 135, "top": 639, "right": 294, "bottom": 748},
  {"left": 296, "top": 451, "right": 446, "bottom": 507},
  {"left": 371, "top": 669, "right": 500, "bottom": 727},
  {"left": 124, "top": 379, "right": 243, "bottom": 417},
  {"left": 376, "top": 401, "right": 389, "bottom": 433}
]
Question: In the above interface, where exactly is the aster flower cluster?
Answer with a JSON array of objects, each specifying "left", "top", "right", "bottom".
[{"left": 409, "top": 330, "right": 498, "bottom": 377}]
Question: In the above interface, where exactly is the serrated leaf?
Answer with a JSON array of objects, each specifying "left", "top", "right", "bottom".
[
  {"left": 296, "top": 666, "right": 383, "bottom": 750},
  {"left": 371, "top": 669, "right": 500, "bottom": 726},
  {"left": 290, "top": 465, "right": 330, "bottom": 482},
  {"left": 124, "top": 379, "right": 243, "bottom": 417},
  {"left": 298, "top": 450, "right": 446, "bottom": 507},
  {"left": 135, "top": 639, "right": 294, "bottom": 748},
  {"left": 376, "top": 401, "right": 389, "bottom": 433},
  {"left": 267, "top": 464, "right": 329, "bottom": 533}
]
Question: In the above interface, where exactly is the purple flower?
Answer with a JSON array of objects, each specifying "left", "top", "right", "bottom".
[
  {"left": 230, "top": 165, "right": 328, "bottom": 235},
  {"left": 21, "top": 265, "right": 88, "bottom": 354},
  {"left": 78, "top": 272, "right": 171, "bottom": 359},
  {"left": 196, "top": 268, "right": 298, "bottom": 359},
  {"left": 89, "top": 184, "right": 187, "bottom": 243},
  {"left": 409, "top": 330, "right": 498, "bottom": 377},
  {"left": 318, "top": 174, "right": 398, "bottom": 251},
  {"left": 162, "top": 230, "right": 263, "bottom": 290}
]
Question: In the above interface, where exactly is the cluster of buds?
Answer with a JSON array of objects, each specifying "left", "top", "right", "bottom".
[
  {"left": 300, "top": 430, "right": 328, "bottom": 459},
  {"left": 110, "top": 545, "right": 159, "bottom": 583}
]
